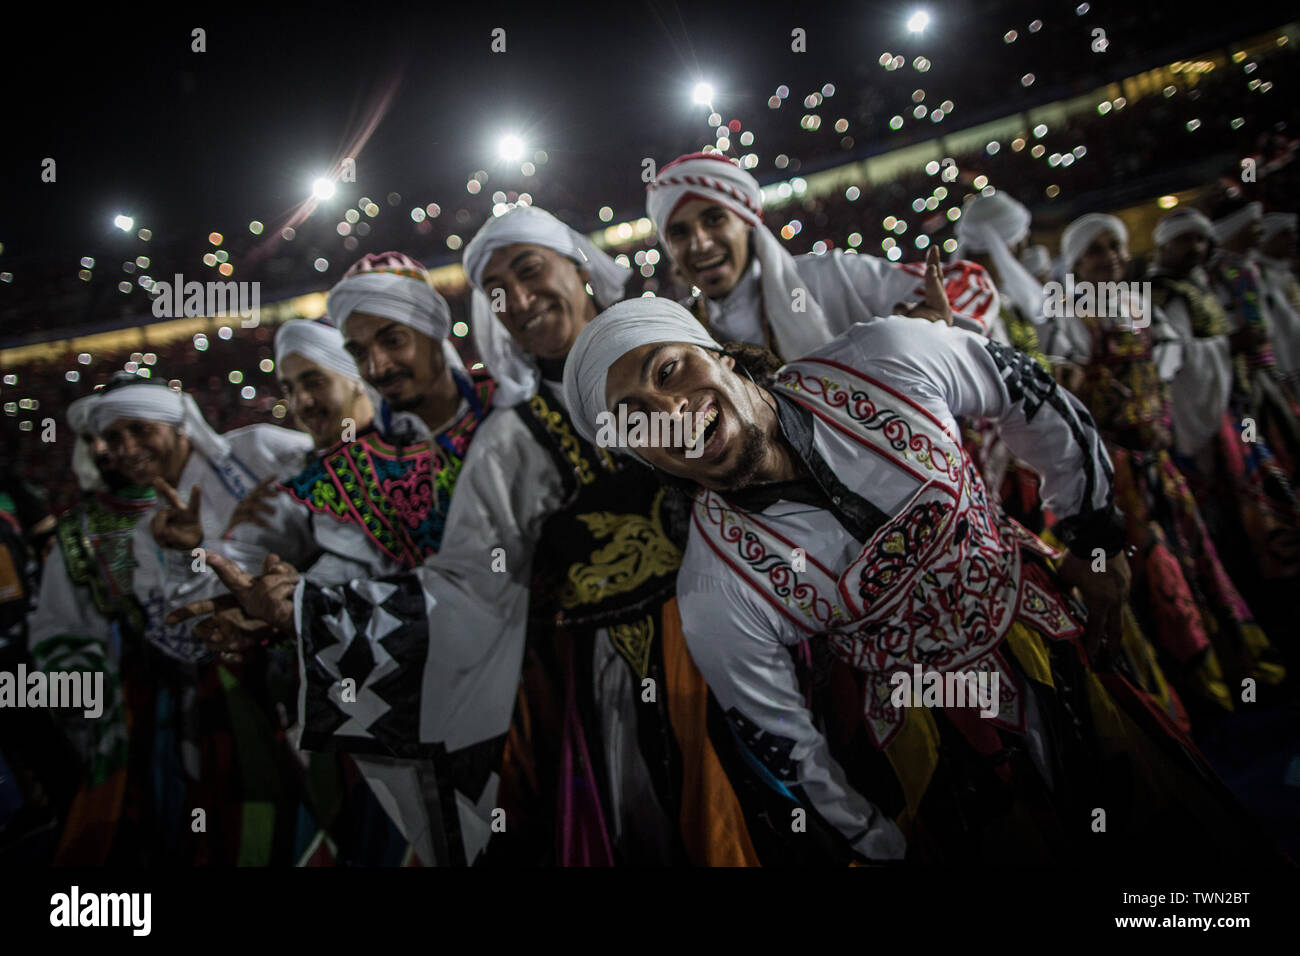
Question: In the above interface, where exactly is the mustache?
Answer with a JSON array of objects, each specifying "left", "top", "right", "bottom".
[{"left": 371, "top": 369, "right": 412, "bottom": 388}]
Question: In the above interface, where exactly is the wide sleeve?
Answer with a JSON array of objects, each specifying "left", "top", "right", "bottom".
[
  {"left": 675, "top": 550, "right": 905, "bottom": 861},
  {"left": 222, "top": 488, "right": 319, "bottom": 569},
  {"left": 158, "top": 488, "right": 321, "bottom": 617},
  {"left": 1158, "top": 298, "right": 1232, "bottom": 457},
  {"left": 847, "top": 318, "right": 1122, "bottom": 555},
  {"left": 799, "top": 252, "right": 1000, "bottom": 338},
  {"left": 27, "top": 545, "right": 112, "bottom": 656},
  {"left": 226, "top": 424, "right": 315, "bottom": 481},
  {"left": 293, "top": 410, "right": 568, "bottom": 754}
]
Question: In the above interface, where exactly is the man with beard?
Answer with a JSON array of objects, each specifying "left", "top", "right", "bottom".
[
  {"left": 174, "top": 256, "right": 501, "bottom": 865},
  {"left": 27, "top": 374, "right": 311, "bottom": 864},
  {"left": 1059, "top": 212, "right": 1281, "bottom": 725},
  {"left": 1149, "top": 205, "right": 1300, "bottom": 640},
  {"left": 182, "top": 208, "right": 764, "bottom": 866},
  {"left": 561, "top": 296, "right": 1278, "bottom": 865}
]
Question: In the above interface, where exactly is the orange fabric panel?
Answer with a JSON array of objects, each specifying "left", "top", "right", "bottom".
[{"left": 660, "top": 597, "right": 761, "bottom": 866}]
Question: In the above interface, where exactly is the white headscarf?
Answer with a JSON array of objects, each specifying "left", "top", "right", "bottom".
[
  {"left": 1261, "top": 212, "right": 1297, "bottom": 244},
  {"left": 461, "top": 204, "right": 631, "bottom": 406},
  {"left": 1060, "top": 213, "right": 1128, "bottom": 272},
  {"left": 67, "top": 393, "right": 96, "bottom": 435},
  {"left": 1019, "top": 244, "right": 1052, "bottom": 281},
  {"left": 646, "top": 152, "right": 835, "bottom": 359},
  {"left": 954, "top": 192, "right": 1045, "bottom": 322},
  {"left": 67, "top": 393, "right": 105, "bottom": 492},
  {"left": 88, "top": 382, "right": 255, "bottom": 496},
  {"left": 1153, "top": 208, "right": 1214, "bottom": 247},
  {"left": 274, "top": 319, "right": 364, "bottom": 382},
  {"left": 1212, "top": 201, "right": 1263, "bottom": 243},
  {"left": 563, "top": 297, "right": 721, "bottom": 452},
  {"left": 325, "top": 252, "right": 464, "bottom": 374}
]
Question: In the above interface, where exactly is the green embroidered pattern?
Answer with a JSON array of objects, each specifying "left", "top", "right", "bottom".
[
  {"left": 56, "top": 490, "right": 153, "bottom": 632},
  {"left": 1002, "top": 306, "right": 1051, "bottom": 370}
]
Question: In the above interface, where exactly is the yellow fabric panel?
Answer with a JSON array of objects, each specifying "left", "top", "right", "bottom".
[
  {"left": 1004, "top": 620, "right": 1055, "bottom": 689},
  {"left": 883, "top": 704, "right": 940, "bottom": 826}
]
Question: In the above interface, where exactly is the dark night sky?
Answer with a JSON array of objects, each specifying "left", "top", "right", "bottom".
[{"left": 2, "top": 0, "right": 1293, "bottom": 272}]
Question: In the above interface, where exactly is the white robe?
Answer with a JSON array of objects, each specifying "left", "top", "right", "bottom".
[
  {"left": 292, "top": 379, "right": 683, "bottom": 863},
  {"left": 1147, "top": 274, "right": 1233, "bottom": 458},
  {"left": 288, "top": 385, "right": 567, "bottom": 865},
  {"left": 674, "top": 318, "right": 1114, "bottom": 859},
  {"left": 27, "top": 424, "right": 311, "bottom": 777},
  {"left": 210, "top": 394, "right": 511, "bottom": 865},
  {"left": 699, "top": 251, "right": 998, "bottom": 347},
  {"left": 30, "top": 423, "right": 312, "bottom": 663}
]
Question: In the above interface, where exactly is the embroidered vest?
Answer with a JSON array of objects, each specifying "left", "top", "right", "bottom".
[
  {"left": 1074, "top": 317, "right": 1172, "bottom": 451},
  {"left": 517, "top": 383, "right": 683, "bottom": 635},
  {"left": 691, "top": 357, "right": 1081, "bottom": 749},
  {"left": 54, "top": 488, "right": 155, "bottom": 635},
  {"left": 280, "top": 370, "right": 496, "bottom": 569}
]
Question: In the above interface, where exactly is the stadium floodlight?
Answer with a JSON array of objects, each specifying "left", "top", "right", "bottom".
[
  {"left": 498, "top": 134, "right": 525, "bottom": 163},
  {"left": 907, "top": 10, "right": 930, "bottom": 33},
  {"left": 312, "top": 178, "right": 336, "bottom": 200},
  {"left": 113, "top": 214, "right": 134, "bottom": 232},
  {"left": 692, "top": 82, "right": 714, "bottom": 106}
]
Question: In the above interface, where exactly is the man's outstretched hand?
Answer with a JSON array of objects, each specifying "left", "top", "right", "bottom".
[
  {"left": 226, "top": 476, "right": 281, "bottom": 534},
  {"left": 167, "top": 551, "right": 299, "bottom": 645},
  {"left": 894, "top": 246, "right": 954, "bottom": 327},
  {"left": 150, "top": 479, "right": 204, "bottom": 551}
]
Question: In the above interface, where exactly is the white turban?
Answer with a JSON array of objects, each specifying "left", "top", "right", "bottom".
[
  {"left": 274, "top": 319, "right": 364, "bottom": 383},
  {"left": 88, "top": 382, "right": 255, "bottom": 496},
  {"left": 1212, "top": 201, "right": 1263, "bottom": 243},
  {"left": 1153, "top": 208, "right": 1214, "bottom": 247},
  {"left": 67, "top": 393, "right": 104, "bottom": 492},
  {"left": 462, "top": 204, "right": 631, "bottom": 406},
  {"left": 325, "top": 253, "right": 464, "bottom": 377},
  {"left": 1060, "top": 213, "right": 1128, "bottom": 272},
  {"left": 562, "top": 297, "right": 721, "bottom": 452},
  {"left": 646, "top": 153, "right": 834, "bottom": 359},
  {"left": 954, "top": 192, "right": 1045, "bottom": 322},
  {"left": 1019, "top": 244, "right": 1052, "bottom": 279},
  {"left": 326, "top": 266, "right": 450, "bottom": 340},
  {"left": 1261, "top": 212, "right": 1297, "bottom": 243},
  {"left": 67, "top": 393, "right": 96, "bottom": 435}
]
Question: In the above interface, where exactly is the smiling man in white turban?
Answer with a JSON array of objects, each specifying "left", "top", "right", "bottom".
[
  {"left": 151, "top": 319, "right": 380, "bottom": 567},
  {"left": 170, "top": 253, "right": 501, "bottom": 866},
  {"left": 26, "top": 369, "right": 312, "bottom": 865},
  {"left": 1149, "top": 204, "right": 1300, "bottom": 645},
  {"left": 46, "top": 375, "right": 313, "bottom": 662},
  {"left": 560, "top": 294, "right": 1278, "bottom": 865},
  {"left": 647, "top": 152, "right": 999, "bottom": 358},
  {"left": 187, "top": 206, "right": 767, "bottom": 867},
  {"left": 1058, "top": 210, "right": 1282, "bottom": 724}
]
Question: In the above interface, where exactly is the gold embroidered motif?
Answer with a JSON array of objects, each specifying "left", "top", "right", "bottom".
[
  {"left": 530, "top": 392, "right": 595, "bottom": 485},
  {"left": 561, "top": 487, "right": 683, "bottom": 608},
  {"left": 608, "top": 615, "right": 655, "bottom": 680}
]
